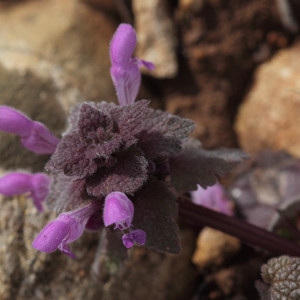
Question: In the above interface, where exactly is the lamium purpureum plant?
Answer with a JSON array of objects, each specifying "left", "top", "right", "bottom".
[{"left": 1, "top": 23, "right": 298, "bottom": 261}]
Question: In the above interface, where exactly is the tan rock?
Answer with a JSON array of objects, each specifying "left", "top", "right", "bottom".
[
  {"left": 0, "top": 0, "right": 116, "bottom": 113},
  {"left": 235, "top": 42, "right": 300, "bottom": 157},
  {"left": 192, "top": 227, "right": 241, "bottom": 270}
]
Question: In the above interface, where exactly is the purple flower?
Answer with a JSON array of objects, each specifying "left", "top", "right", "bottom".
[
  {"left": 32, "top": 202, "right": 99, "bottom": 258},
  {"left": 0, "top": 106, "right": 60, "bottom": 154},
  {"left": 110, "top": 23, "right": 154, "bottom": 105},
  {"left": 103, "top": 191, "right": 146, "bottom": 248},
  {"left": 0, "top": 172, "right": 50, "bottom": 211},
  {"left": 190, "top": 183, "right": 233, "bottom": 216},
  {"left": 122, "top": 229, "right": 146, "bottom": 248},
  {"left": 103, "top": 192, "right": 134, "bottom": 230}
]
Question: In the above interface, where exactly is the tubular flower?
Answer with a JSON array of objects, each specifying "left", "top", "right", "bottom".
[
  {"left": 0, "top": 105, "right": 60, "bottom": 154},
  {"left": 110, "top": 23, "right": 154, "bottom": 105},
  {"left": 0, "top": 172, "right": 50, "bottom": 211},
  {"left": 32, "top": 202, "right": 100, "bottom": 258},
  {"left": 103, "top": 192, "right": 146, "bottom": 248},
  {"left": 103, "top": 191, "right": 134, "bottom": 230}
]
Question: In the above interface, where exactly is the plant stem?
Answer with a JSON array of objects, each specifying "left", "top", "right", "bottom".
[{"left": 179, "top": 199, "right": 300, "bottom": 257}]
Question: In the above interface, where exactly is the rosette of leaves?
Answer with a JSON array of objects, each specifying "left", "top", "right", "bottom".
[
  {"left": 258, "top": 255, "right": 300, "bottom": 300},
  {"left": 46, "top": 99, "right": 245, "bottom": 253}
]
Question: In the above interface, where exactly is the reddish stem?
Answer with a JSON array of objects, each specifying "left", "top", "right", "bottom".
[{"left": 179, "top": 200, "right": 300, "bottom": 257}]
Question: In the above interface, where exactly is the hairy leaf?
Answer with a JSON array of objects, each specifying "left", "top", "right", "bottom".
[
  {"left": 86, "top": 147, "right": 148, "bottom": 197},
  {"left": 170, "top": 139, "right": 248, "bottom": 193},
  {"left": 78, "top": 103, "right": 114, "bottom": 137},
  {"left": 136, "top": 108, "right": 195, "bottom": 159},
  {"left": 111, "top": 100, "right": 149, "bottom": 147},
  {"left": 47, "top": 174, "right": 91, "bottom": 211},
  {"left": 133, "top": 177, "right": 180, "bottom": 253}
]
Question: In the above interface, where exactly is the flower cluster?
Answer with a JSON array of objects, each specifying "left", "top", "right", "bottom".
[{"left": 0, "top": 23, "right": 245, "bottom": 258}]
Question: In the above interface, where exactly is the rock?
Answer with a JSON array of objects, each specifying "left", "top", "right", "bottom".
[
  {"left": 194, "top": 252, "right": 265, "bottom": 299},
  {"left": 171, "top": 0, "right": 292, "bottom": 149},
  {"left": 132, "top": 0, "right": 178, "bottom": 78},
  {"left": 0, "top": 0, "right": 116, "bottom": 113},
  {"left": 0, "top": 0, "right": 117, "bottom": 169},
  {"left": 235, "top": 42, "right": 300, "bottom": 157},
  {"left": 0, "top": 191, "right": 103, "bottom": 300},
  {"left": 165, "top": 92, "right": 236, "bottom": 148},
  {"left": 81, "top": 0, "right": 116, "bottom": 13},
  {"left": 192, "top": 227, "right": 241, "bottom": 270}
]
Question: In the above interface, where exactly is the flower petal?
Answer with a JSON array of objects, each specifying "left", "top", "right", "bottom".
[
  {"left": 0, "top": 106, "right": 60, "bottom": 154},
  {"left": 21, "top": 121, "right": 60, "bottom": 154},
  {"left": 30, "top": 173, "right": 51, "bottom": 211},
  {"left": 122, "top": 229, "right": 146, "bottom": 248},
  {"left": 110, "top": 23, "right": 137, "bottom": 67},
  {"left": 0, "top": 105, "right": 32, "bottom": 136},
  {"left": 103, "top": 192, "right": 134, "bottom": 229},
  {"left": 32, "top": 202, "right": 99, "bottom": 257},
  {"left": 0, "top": 172, "right": 50, "bottom": 211},
  {"left": 110, "top": 60, "right": 140, "bottom": 105},
  {"left": 32, "top": 219, "right": 71, "bottom": 253},
  {"left": 0, "top": 172, "right": 32, "bottom": 196},
  {"left": 109, "top": 23, "right": 154, "bottom": 105}
]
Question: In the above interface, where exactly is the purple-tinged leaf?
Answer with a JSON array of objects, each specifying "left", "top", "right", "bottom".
[
  {"left": 140, "top": 108, "right": 195, "bottom": 140},
  {"left": 133, "top": 177, "right": 180, "bottom": 253},
  {"left": 46, "top": 133, "right": 97, "bottom": 178},
  {"left": 46, "top": 174, "right": 89, "bottom": 212},
  {"left": 78, "top": 103, "right": 114, "bottom": 138},
  {"left": 110, "top": 100, "right": 149, "bottom": 147},
  {"left": 86, "top": 147, "right": 148, "bottom": 197},
  {"left": 136, "top": 109, "right": 195, "bottom": 159},
  {"left": 67, "top": 101, "right": 116, "bottom": 133},
  {"left": 170, "top": 138, "right": 248, "bottom": 194}
]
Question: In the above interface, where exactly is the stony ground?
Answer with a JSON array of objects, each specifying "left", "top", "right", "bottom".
[{"left": 0, "top": 0, "right": 300, "bottom": 299}]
